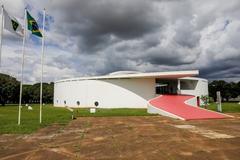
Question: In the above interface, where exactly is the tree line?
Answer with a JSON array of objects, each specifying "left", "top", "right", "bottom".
[
  {"left": 0, "top": 73, "right": 53, "bottom": 106},
  {"left": 1, "top": 73, "right": 240, "bottom": 106}
]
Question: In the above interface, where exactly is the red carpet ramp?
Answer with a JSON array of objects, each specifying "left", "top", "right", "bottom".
[{"left": 148, "top": 95, "right": 230, "bottom": 120}]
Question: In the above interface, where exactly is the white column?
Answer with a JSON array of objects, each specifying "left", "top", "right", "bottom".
[{"left": 177, "top": 79, "right": 181, "bottom": 94}]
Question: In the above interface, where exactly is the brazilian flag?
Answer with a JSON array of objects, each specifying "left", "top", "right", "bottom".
[{"left": 27, "top": 11, "right": 42, "bottom": 37}]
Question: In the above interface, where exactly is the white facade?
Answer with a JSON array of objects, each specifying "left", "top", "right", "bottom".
[
  {"left": 54, "top": 78, "right": 155, "bottom": 108},
  {"left": 54, "top": 70, "right": 208, "bottom": 108}
]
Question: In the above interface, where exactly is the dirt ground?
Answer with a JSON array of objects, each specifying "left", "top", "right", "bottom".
[{"left": 0, "top": 114, "right": 240, "bottom": 160}]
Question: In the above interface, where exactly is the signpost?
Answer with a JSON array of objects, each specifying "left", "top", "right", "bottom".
[{"left": 216, "top": 91, "right": 222, "bottom": 112}]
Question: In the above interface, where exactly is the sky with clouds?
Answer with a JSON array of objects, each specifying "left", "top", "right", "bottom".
[{"left": 0, "top": 0, "right": 240, "bottom": 83}]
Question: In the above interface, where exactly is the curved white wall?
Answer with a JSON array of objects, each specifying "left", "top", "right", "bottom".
[
  {"left": 54, "top": 78, "right": 155, "bottom": 108},
  {"left": 180, "top": 78, "right": 208, "bottom": 105}
]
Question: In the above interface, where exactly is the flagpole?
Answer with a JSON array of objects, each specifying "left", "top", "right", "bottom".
[
  {"left": 18, "top": 9, "right": 26, "bottom": 125},
  {"left": 0, "top": 5, "right": 4, "bottom": 68},
  {"left": 40, "top": 8, "right": 46, "bottom": 124}
]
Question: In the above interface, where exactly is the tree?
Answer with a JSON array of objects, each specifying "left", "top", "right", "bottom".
[
  {"left": 43, "top": 82, "right": 54, "bottom": 103},
  {"left": 22, "top": 82, "right": 54, "bottom": 104},
  {"left": 22, "top": 84, "right": 33, "bottom": 104},
  {"left": 236, "top": 81, "right": 240, "bottom": 97},
  {"left": 0, "top": 73, "right": 20, "bottom": 106},
  {"left": 209, "top": 80, "right": 240, "bottom": 102},
  {"left": 229, "top": 82, "right": 239, "bottom": 99}
]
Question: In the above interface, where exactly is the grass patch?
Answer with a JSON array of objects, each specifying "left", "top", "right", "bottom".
[
  {"left": 207, "top": 102, "right": 240, "bottom": 113},
  {"left": 0, "top": 104, "right": 72, "bottom": 134},
  {"left": 75, "top": 108, "right": 154, "bottom": 117},
  {"left": 0, "top": 105, "right": 153, "bottom": 134}
]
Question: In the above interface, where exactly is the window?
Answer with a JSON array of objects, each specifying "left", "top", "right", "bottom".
[
  {"left": 180, "top": 80, "right": 198, "bottom": 90},
  {"left": 94, "top": 101, "right": 99, "bottom": 107}
]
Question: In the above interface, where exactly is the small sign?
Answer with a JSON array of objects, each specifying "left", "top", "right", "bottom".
[{"left": 90, "top": 108, "right": 96, "bottom": 113}]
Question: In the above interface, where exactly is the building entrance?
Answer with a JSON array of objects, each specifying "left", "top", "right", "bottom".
[{"left": 155, "top": 79, "right": 178, "bottom": 95}]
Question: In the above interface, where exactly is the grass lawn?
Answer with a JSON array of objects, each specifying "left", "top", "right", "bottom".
[
  {"left": 0, "top": 104, "right": 153, "bottom": 134},
  {"left": 207, "top": 102, "right": 240, "bottom": 113},
  {"left": 1, "top": 103, "right": 239, "bottom": 134},
  {"left": 0, "top": 104, "right": 72, "bottom": 134}
]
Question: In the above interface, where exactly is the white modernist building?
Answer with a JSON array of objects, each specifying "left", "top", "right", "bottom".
[{"left": 54, "top": 70, "right": 208, "bottom": 108}]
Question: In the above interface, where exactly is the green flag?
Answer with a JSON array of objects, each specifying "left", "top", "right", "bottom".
[
  {"left": 27, "top": 11, "right": 42, "bottom": 37},
  {"left": 11, "top": 20, "right": 19, "bottom": 31}
]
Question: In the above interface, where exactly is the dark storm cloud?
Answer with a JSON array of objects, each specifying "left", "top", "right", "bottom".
[
  {"left": 146, "top": 55, "right": 194, "bottom": 66},
  {"left": 199, "top": 58, "right": 240, "bottom": 79},
  {"left": 50, "top": 0, "right": 163, "bottom": 52}
]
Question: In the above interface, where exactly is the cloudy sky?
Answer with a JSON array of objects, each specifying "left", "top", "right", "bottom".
[{"left": 0, "top": 0, "right": 240, "bottom": 83}]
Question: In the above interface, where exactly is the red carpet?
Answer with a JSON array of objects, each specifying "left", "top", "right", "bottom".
[{"left": 149, "top": 95, "right": 228, "bottom": 120}]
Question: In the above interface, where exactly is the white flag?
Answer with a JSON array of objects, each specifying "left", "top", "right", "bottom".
[{"left": 3, "top": 9, "right": 23, "bottom": 36}]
